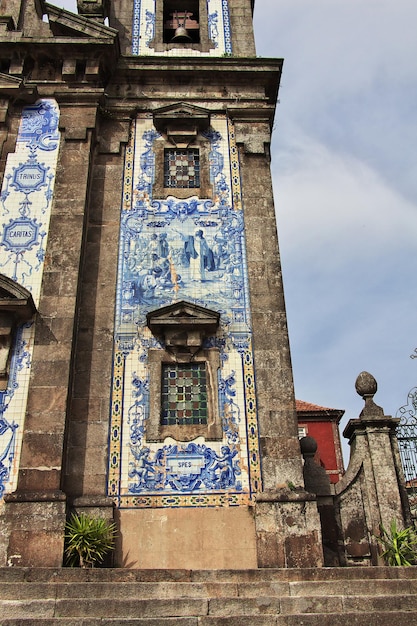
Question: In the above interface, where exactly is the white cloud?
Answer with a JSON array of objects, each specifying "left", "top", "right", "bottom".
[
  {"left": 269, "top": 118, "right": 417, "bottom": 462},
  {"left": 256, "top": 0, "right": 417, "bottom": 201},
  {"left": 274, "top": 127, "right": 417, "bottom": 268}
]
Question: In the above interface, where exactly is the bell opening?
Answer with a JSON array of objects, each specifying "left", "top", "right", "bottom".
[{"left": 163, "top": 0, "right": 200, "bottom": 44}]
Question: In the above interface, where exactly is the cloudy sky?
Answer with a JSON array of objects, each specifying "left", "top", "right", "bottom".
[
  {"left": 252, "top": 0, "right": 417, "bottom": 461},
  {"left": 56, "top": 0, "right": 417, "bottom": 462}
]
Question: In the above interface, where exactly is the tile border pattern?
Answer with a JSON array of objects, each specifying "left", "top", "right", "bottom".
[{"left": 108, "top": 114, "right": 262, "bottom": 509}]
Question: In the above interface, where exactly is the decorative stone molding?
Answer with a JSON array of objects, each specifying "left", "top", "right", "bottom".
[
  {"left": 147, "top": 300, "right": 219, "bottom": 359},
  {"left": 0, "top": 274, "right": 36, "bottom": 391},
  {"left": 146, "top": 301, "right": 222, "bottom": 442},
  {"left": 153, "top": 102, "right": 211, "bottom": 144}
]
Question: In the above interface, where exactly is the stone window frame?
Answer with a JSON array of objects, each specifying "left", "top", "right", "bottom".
[
  {"left": 151, "top": 0, "right": 215, "bottom": 53},
  {"left": 153, "top": 138, "right": 211, "bottom": 199},
  {"left": 146, "top": 301, "right": 222, "bottom": 442},
  {"left": 152, "top": 103, "right": 213, "bottom": 200},
  {"left": 147, "top": 347, "right": 222, "bottom": 442}
]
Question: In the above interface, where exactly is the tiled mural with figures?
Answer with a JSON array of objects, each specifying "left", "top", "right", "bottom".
[
  {"left": 0, "top": 100, "right": 60, "bottom": 498},
  {"left": 108, "top": 113, "right": 262, "bottom": 509},
  {"left": 132, "top": 0, "right": 232, "bottom": 56}
]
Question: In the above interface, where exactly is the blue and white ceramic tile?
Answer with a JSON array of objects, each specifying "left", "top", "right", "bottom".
[
  {"left": 132, "top": 0, "right": 232, "bottom": 56},
  {"left": 0, "top": 100, "right": 60, "bottom": 499},
  {"left": 108, "top": 114, "right": 261, "bottom": 509}
]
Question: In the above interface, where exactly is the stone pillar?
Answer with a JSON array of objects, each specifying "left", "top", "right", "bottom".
[
  {"left": 20, "top": 0, "right": 51, "bottom": 37},
  {"left": 335, "top": 372, "right": 411, "bottom": 565},
  {"left": 237, "top": 125, "right": 323, "bottom": 567},
  {"left": 2, "top": 103, "right": 100, "bottom": 568},
  {"left": 228, "top": 0, "right": 256, "bottom": 57},
  {"left": 63, "top": 116, "right": 129, "bottom": 507},
  {"left": 108, "top": 0, "right": 134, "bottom": 54}
]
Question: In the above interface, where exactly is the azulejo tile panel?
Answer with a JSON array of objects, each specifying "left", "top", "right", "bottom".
[
  {"left": 108, "top": 114, "right": 262, "bottom": 509},
  {"left": 0, "top": 100, "right": 60, "bottom": 499},
  {"left": 132, "top": 0, "right": 232, "bottom": 56}
]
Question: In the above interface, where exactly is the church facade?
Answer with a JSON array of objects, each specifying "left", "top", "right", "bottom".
[{"left": 0, "top": 0, "right": 329, "bottom": 568}]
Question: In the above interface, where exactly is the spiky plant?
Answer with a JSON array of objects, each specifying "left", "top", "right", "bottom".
[
  {"left": 64, "top": 513, "right": 117, "bottom": 568},
  {"left": 376, "top": 520, "right": 417, "bottom": 566}
]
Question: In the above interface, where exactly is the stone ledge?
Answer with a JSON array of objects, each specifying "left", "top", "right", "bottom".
[
  {"left": 255, "top": 489, "right": 317, "bottom": 503},
  {"left": 4, "top": 490, "right": 66, "bottom": 503}
]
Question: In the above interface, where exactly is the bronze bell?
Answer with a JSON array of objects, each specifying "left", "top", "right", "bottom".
[{"left": 171, "top": 11, "right": 193, "bottom": 43}]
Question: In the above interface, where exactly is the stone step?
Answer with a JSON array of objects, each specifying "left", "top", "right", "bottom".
[
  {"left": 2, "top": 598, "right": 207, "bottom": 620},
  {"left": 1, "top": 566, "right": 417, "bottom": 583},
  {"left": 288, "top": 577, "right": 417, "bottom": 596},
  {"left": 1, "top": 567, "right": 417, "bottom": 624},
  {"left": 2, "top": 593, "right": 417, "bottom": 619},
  {"left": 0, "top": 577, "right": 416, "bottom": 600},
  {"left": 2, "top": 615, "right": 417, "bottom": 626},
  {"left": 0, "top": 581, "right": 243, "bottom": 600}
]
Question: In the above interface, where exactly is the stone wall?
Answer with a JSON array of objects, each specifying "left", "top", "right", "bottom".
[{"left": 302, "top": 372, "right": 411, "bottom": 567}]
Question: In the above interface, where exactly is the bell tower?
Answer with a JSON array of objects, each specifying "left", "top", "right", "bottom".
[
  {"left": 0, "top": 0, "right": 323, "bottom": 568},
  {"left": 94, "top": 0, "right": 322, "bottom": 568}
]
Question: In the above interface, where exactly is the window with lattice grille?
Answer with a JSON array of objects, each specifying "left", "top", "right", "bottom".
[
  {"left": 161, "top": 362, "right": 207, "bottom": 425},
  {"left": 146, "top": 302, "right": 222, "bottom": 442},
  {"left": 164, "top": 148, "right": 200, "bottom": 189}
]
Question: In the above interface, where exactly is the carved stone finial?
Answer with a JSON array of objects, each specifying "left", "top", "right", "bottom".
[
  {"left": 355, "top": 371, "right": 377, "bottom": 398},
  {"left": 300, "top": 436, "right": 331, "bottom": 496},
  {"left": 355, "top": 371, "right": 384, "bottom": 418},
  {"left": 300, "top": 435, "right": 318, "bottom": 457}
]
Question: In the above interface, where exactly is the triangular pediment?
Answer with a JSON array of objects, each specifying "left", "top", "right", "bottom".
[
  {"left": 45, "top": 3, "right": 118, "bottom": 40},
  {"left": 153, "top": 103, "right": 211, "bottom": 136},
  {"left": 153, "top": 103, "right": 211, "bottom": 119},
  {"left": 147, "top": 300, "right": 219, "bottom": 334},
  {"left": 0, "top": 274, "right": 36, "bottom": 320},
  {"left": 0, "top": 1, "right": 117, "bottom": 41},
  {"left": 0, "top": 72, "right": 22, "bottom": 92}
]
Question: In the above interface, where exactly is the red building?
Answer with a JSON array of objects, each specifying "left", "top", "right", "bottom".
[{"left": 296, "top": 400, "right": 345, "bottom": 484}]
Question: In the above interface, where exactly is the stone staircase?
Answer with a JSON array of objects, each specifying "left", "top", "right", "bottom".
[{"left": 1, "top": 566, "right": 417, "bottom": 625}]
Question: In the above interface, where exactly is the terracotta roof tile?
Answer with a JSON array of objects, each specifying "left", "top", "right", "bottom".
[{"left": 296, "top": 399, "right": 341, "bottom": 413}]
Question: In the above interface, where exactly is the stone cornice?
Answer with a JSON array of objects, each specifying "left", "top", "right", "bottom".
[
  {"left": 343, "top": 416, "right": 400, "bottom": 443},
  {"left": 102, "top": 55, "right": 282, "bottom": 123},
  {"left": 118, "top": 55, "right": 282, "bottom": 88}
]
